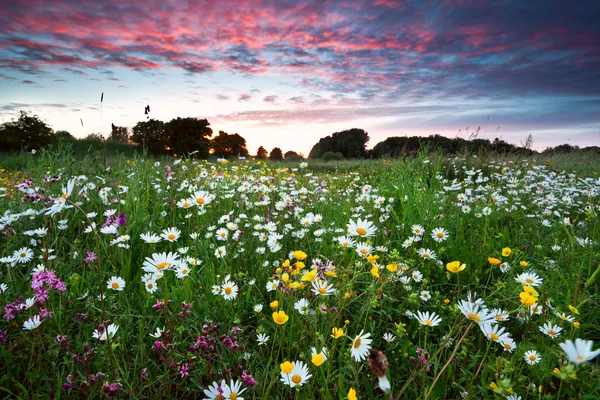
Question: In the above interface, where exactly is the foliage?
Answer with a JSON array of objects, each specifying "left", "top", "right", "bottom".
[
  {"left": 308, "top": 128, "right": 370, "bottom": 159},
  {"left": 322, "top": 151, "right": 344, "bottom": 162},
  {"left": 284, "top": 150, "right": 302, "bottom": 161},
  {"left": 130, "top": 119, "right": 168, "bottom": 155},
  {"left": 210, "top": 131, "right": 249, "bottom": 158},
  {"left": 108, "top": 124, "right": 129, "bottom": 143},
  {"left": 164, "top": 117, "right": 212, "bottom": 157},
  {"left": 269, "top": 147, "right": 283, "bottom": 160},
  {"left": 256, "top": 146, "right": 268, "bottom": 159},
  {"left": 0, "top": 111, "right": 56, "bottom": 152}
]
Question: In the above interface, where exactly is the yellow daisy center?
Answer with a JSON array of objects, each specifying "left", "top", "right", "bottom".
[
  {"left": 147, "top": 283, "right": 153, "bottom": 289},
  {"left": 291, "top": 375, "right": 302, "bottom": 384},
  {"left": 356, "top": 227, "right": 367, "bottom": 236},
  {"left": 490, "top": 333, "right": 499, "bottom": 341},
  {"left": 230, "top": 393, "right": 238, "bottom": 400},
  {"left": 529, "top": 355, "right": 537, "bottom": 361},
  {"left": 436, "top": 232, "right": 444, "bottom": 238},
  {"left": 157, "top": 262, "right": 170, "bottom": 270},
  {"left": 424, "top": 319, "right": 432, "bottom": 326},
  {"left": 318, "top": 287, "right": 327, "bottom": 294},
  {"left": 20, "top": 252, "right": 26, "bottom": 258},
  {"left": 225, "top": 287, "right": 232, "bottom": 295},
  {"left": 548, "top": 329, "right": 556, "bottom": 336},
  {"left": 577, "top": 355, "right": 584, "bottom": 361},
  {"left": 504, "top": 343, "right": 512, "bottom": 350},
  {"left": 353, "top": 338, "right": 361, "bottom": 349},
  {"left": 215, "top": 395, "right": 225, "bottom": 400},
  {"left": 468, "top": 313, "right": 481, "bottom": 322},
  {"left": 196, "top": 198, "right": 205, "bottom": 205},
  {"left": 182, "top": 269, "right": 188, "bottom": 274},
  {"left": 496, "top": 316, "right": 504, "bottom": 321},
  {"left": 526, "top": 278, "right": 533, "bottom": 284},
  {"left": 167, "top": 234, "right": 176, "bottom": 240},
  {"left": 360, "top": 249, "right": 367, "bottom": 255},
  {"left": 111, "top": 282, "right": 119, "bottom": 289},
  {"left": 183, "top": 202, "right": 190, "bottom": 207}
]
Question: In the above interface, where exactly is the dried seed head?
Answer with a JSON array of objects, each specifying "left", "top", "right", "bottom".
[{"left": 368, "top": 348, "right": 388, "bottom": 378}]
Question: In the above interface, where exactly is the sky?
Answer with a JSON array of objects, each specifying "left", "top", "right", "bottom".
[{"left": 1, "top": 0, "right": 599, "bottom": 155}]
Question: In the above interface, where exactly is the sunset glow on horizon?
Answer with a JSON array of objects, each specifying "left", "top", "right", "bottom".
[{"left": 1, "top": 0, "right": 599, "bottom": 155}]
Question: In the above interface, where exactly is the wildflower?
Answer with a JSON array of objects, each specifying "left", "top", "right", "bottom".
[
  {"left": 568, "top": 305, "right": 579, "bottom": 315},
  {"left": 92, "top": 323, "right": 119, "bottom": 341},
  {"left": 293, "top": 250, "right": 307, "bottom": 260},
  {"left": 502, "top": 247, "right": 512, "bottom": 257},
  {"left": 257, "top": 333, "right": 269, "bottom": 345},
  {"left": 272, "top": 310, "right": 289, "bottom": 325},
  {"left": 420, "top": 290, "right": 431, "bottom": 302},
  {"left": 431, "top": 227, "right": 449, "bottom": 242},
  {"left": 501, "top": 337, "right": 517, "bottom": 353},
  {"left": 370, "top": 265, "right": 380, "bottom": 278},
  {"left": 411, "top": 224, "right": 424, "bottom": 235},
  {"left": 301, "top": 269, "right": 318, "bottom": 282},
  {"left": 416, "top": 311, "right": 442, "bottom": 327},
  {"left": 14, "top": 247, "right": 34, "bottom": 264},
  {"left": 142, "top": 252, "right": 180, "bottom": 274},
  {"left": 203, "top": 380, "right": 225, "bottom": 399},
  {"left": 519, "top": 285, "right": 538, "bottom": 307},
  {"left": 253, "top": 304, "right": 263, "bottom": 313},
  {"left": 311, "top": 347, "right": 328, "bottom": 366},
  {"left": 524, "top": 350, "right": 541, "bottom": 365},
  {"left": 175, "top": 265, "right": 191, "bottom": 279},
  {"left": 355, "top": 243, "right": 373, "bottom": 258},
  {"left": 214, "top": 246, "right": 227, "bottom": 258},
  {"left": 446, "top": 261, "right": 466, "bottom": 273},
  {"left": 223, "top": 380, "right": 246, "bottom": 399},
  {"left": 280, "top": 361, "right": 311, "bottom": 387},
  {"left": 458, "top": 297, "right": 496, "bottom": 325},
  {"left": 347, "top": 218, "right": 377, "bottom": 238},
  {"left": 331, "top": 327, "right": 344, "bottom": 339},
  {"left": 220, "top": 279, "right": 238, "bottom": 301},
  {"left": 490, "top": 308, "right": 510, "bottom": 322},
  {"left": 270, "top": 300, "right": 279, "bottom": 309},
  {"left": 311, "top": 279, "right": 336, "bottom": 296},
  {"left": 418, "top": 248, "right": 437, "bottom": 260},
  {"left": 337, "top": 236, "right": 355, "bottom": 248},
  {"left": 539, "top": 322, "right": 562, "bottom": 339},
  {"left": 386, "top": 263, "right": 398, "bottom": 272},
  {"left": 488, "top": 257, "right": 501, "bottom": 265},
  {"left": 348, "top": 388, "right": 357, "bottom": 400},
  {"left": 520, "top": 261, "right": 528, "bottom": 267},
  {"left": 480, "top": 324, "right": 509, "bottom": 343},
  {"left": 107, "top": 276, "right": 126, "bottom": 291},
  {"left": 350, "top": 330, "right": 372, "bottom": 362},
  {"left": 515, "top": 271, "right": 543, "bottom": 287},
  {"left": 383, "top": 333, "right": 396, "bottom": 342},
  {"left": 294, "top": 298, "right": 310, "bottom": 315},
  {"left": 558, "top": 338, "right": 600, "bottom": 364},
  {"left": 23, "top": 315, "right": 43, "bottom": 330},
  {"left": 149, "top": 327, "right": 165, "bottom": 338}
]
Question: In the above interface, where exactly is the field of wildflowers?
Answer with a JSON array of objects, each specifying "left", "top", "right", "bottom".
[{"left": 0, "top": 147, "right": 599, "bottom": 399}]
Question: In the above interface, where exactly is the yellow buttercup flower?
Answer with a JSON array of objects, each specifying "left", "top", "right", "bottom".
[
  {"left": 386, "top": 263, "right": 398, "bottom": 272},
  {"left": 301, "top": 269, "right": 318, "bottom": 282},
  {"left": 282, "top": 260, "right": 291, "bottom": 268},
  {"left": 312, "top": 353, "right": 325, "bottom": 367},
  {"left": 446, "top": 261, "right": 466, "bottom": 273},
  {"left": 270, "top": 300, "right": 279, "bottom": 309},
  {"left": 488, "top": 257, "right": 501, "bottom": 265},
  {"left": 288, "top": 282, "right": 300, "bottom": 289},
  {"left": 331, "top": 327, "right": 344, "bottom": 339},
  {"left": 520, "top": 260, "right": 528, "bottom": 267},
  {"left": 348, "top": 388, "right": 357, "bottom": 400},
  {"left": 367, "top": 254, "right": 379, "bottom": 264},
  {"left": 281, "top": 273, "right": 289, "bottom": 283},
  {"left": 370, "top": 265, "right": 380, "bottom": 278},
  {"left": 293, "top": 250, "right": 307, "bottom": 261},
  {"left": 568, "top": 305, "right": 579, "bottom": 315},
  {"left": 280, "top": 361, "right": 294, "bottom": 374},
  {"left": 272, "top": 310, "right": 289, "bottom": 325},
  {"left": 502, "top": 247, "right": 512, "bottom": 257}
]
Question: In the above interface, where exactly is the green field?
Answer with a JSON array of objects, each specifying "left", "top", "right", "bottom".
[{"left": 1, "top": 147, "right": 599, "bottom": 399}]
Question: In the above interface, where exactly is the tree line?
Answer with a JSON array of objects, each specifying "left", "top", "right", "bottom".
[{"left": 1, "top": 110, "right": 597, "bottom": 159}]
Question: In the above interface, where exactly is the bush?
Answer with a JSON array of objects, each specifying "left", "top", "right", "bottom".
[{"left": 322, "top": 151, "right": 344, "bottom": 162}]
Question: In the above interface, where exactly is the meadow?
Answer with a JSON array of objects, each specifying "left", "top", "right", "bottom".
[{"left": 0, "top": 145, "right": 599, "bottom": 399}]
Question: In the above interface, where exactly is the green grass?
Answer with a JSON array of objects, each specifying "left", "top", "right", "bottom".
[{"left": 0, "top": 149, "right": 598, "bottom": 399}]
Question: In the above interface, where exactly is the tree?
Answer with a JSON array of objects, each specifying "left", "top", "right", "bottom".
[
  {"left": 55, "top": 130, "right": 75, "bottom": 141},
  {"left": 210, "top": 130, "right": 249, "bottom": 158},
  {"left": 0, "top": 111, "right": 55, "bottom": 151},
  {"left": 108, "top": 123, "right": 129, "bottom": 143},
  {"left": 84, "top": 133, "right": 105, "bottom": 142},
  {"left": 256, "top": 146, "right": 268, "bottom": 159},
  {"left": 269, "top": 147, "right": 283, "bottom": 160},
  {"left": 284, "top": 150, "right": 303, "bottom": 161},
  {"left": 308, "top": 128, "right": 370, "bottom": 159},
  {"left": 164, "top": 117, "right": 213, "bottom": 157},
  {"left": 130, "top": 119, "right": 167, "bottom": 154}
]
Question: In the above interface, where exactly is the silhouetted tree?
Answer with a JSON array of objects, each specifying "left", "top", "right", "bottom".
[
  {"left": 164, "top": 117, "right": 212, "bottom": 157},
  {"left": 108, "top": 123, "right": 129, "bottom": 143},
  {"left": 55, "top": 130, "right": 75, "bottom": 141},
  {"left": 131, "top": 119, "right": 167, "bottom": 154},
  {"left": 210, "top": 130, "right": 249, "bottom": 158},
  {"left": 284, "top": 150, "right": 303, "bottom": 161},
  {"left": 269, "top": 147, "right": 283, "bottom": 161},
  {"left": 85, "top": 133, "right": 105, "bottom": 142},
  {"left": 256, "top": 146, "right": 268, "bottom": 159},
  {"left": 308, "top": 128, "right": 370, "bottom": 159},
  {"left": 0, "top": 111, "right": 55, "bottom": 151}
]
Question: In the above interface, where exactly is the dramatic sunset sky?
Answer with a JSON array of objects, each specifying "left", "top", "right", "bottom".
[{"left": 1, "top": 0, "right": 599, "bottom": 154}]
